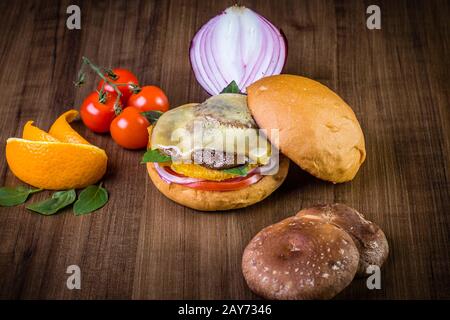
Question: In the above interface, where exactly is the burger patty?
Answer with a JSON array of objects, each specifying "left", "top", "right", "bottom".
[
  {"left": 192, "top": 149, "right": 248, "bottom": 170},
  {"left": 160, "top": 148, "right": 248, "bottom": 170}
]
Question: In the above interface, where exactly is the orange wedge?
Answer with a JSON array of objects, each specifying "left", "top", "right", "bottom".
[
  {"left": 6, "top": 138, "right": 107, "bottom": 190},
  {"left": 49, "top": 110, "right": 90, "bottom": 144},
  {"left": 6, "top": 110, "right": 107, "bottom": 190}
]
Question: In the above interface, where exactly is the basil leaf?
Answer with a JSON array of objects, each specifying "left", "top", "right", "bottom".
[
  {"left": 73, "top": 184, "right": 108, "bottom": 216},
  {"left": 141, "top": 149, "right": 172, "bottom": 163},
  {"left": 141, "top": 111, "right": 163, "bottom": 125},
  {"left": 0, "top": 186, "right": 42, "bottom": 207},
  {"left": 222, "top": 165, "right": 248, "bottom": 176},
  {"left": 26, "top": 189, "right": 76, "bottom": 215},
  {"left": 220, "top": 81, "right": 242, "bottom": 94}
]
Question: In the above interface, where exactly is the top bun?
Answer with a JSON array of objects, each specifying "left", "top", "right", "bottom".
[{"left": 247, "top": 75, "right": 366, "bottom": 183}]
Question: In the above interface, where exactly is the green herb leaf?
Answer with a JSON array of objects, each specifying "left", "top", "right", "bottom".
[
  {"left": 141, "top": 149, "right": 172, "bottom": 163},
  {"left": 222, "top": 165, "right": 248, "bottom": 176},
  {"left": 73, "top": 184, "right": 108, "bottom": 216},
  {"left": 141, "top": 111, "right": 163, "bottom": 125},
  {"left": 0, "top": 186, "right": 42, "bottom": 207},
  {"left": 26, "top": 189, "right": 76, "bottom": 215},
  {"left": 220, "top": 81, "right": 242, "bottom": 94}
]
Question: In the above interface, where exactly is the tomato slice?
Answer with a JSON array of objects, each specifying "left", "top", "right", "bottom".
[{"left": 183, "top": 173, "right": 262, "bottom": 191}]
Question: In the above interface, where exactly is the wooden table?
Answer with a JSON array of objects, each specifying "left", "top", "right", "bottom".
[{"left": 0, "top": 0, "right": 448, "bottom": 299}]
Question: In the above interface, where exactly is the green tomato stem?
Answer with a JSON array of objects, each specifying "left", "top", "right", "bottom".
[{"left": 81, "top": 56, "right": 123, "bottom": 113}]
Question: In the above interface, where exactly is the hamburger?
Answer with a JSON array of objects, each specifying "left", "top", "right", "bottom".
[
  {"left": 145, "top": 93, "right": 290, "bottom": 211},
  {"left": 144, "top": 75, "right": 366, "bottom": 211}
]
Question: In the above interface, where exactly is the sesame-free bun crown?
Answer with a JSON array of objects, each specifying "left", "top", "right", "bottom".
[{"left": 247, "top": 74, "right": 366, "bottom": 183}]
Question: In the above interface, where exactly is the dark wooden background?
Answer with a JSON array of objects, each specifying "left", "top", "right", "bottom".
[{"left": 0, "top": 0, "right": 448, "bottom": 299}]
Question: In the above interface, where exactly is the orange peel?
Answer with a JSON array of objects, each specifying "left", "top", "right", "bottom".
[
  {"left": 49, "top": 110, "right": 90, "bottom": 144},
  {"left": 23, "top": 121, "right": 59, "bottom": 142}
]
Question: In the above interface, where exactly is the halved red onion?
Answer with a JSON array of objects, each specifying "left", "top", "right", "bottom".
[
  {"left": 154, "top": 163, "right": 204, "bottom": 184},
  {"left": 190, "top": 5, "right": 287, "bottom": 95}
]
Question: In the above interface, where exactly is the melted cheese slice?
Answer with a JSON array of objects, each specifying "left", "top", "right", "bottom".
[{"left": 151, "top": 94, "right": 270, "bottom": 165}]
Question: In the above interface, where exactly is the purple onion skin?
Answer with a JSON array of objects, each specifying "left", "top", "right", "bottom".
[{"left": 189, "top": 6, "right": 287, "bottom": 95}]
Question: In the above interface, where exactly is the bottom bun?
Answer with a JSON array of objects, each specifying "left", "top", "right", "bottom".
[{"left": 147, "top": 156, "right": 290, "bottom": 211}]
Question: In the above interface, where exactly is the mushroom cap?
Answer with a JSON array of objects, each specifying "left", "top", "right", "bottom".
[
  {"left": 242, "top": 216, "right": 359, "bottom": 300},
  {"left": 296, "top": 203, "right": 389, "bottom": 276}
]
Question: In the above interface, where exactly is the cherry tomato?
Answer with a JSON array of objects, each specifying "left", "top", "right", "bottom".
[
  {"left": 80, "top": 91, "right": 119, "bottom": 133},
  {"left": 97, "top": 68, "right": 139, "bottom": 105},
  {"left": 110, "top": 107, "right": 150, "bottom": 149},
  {"left": 127, "top": 85, "right": 169, "bottom": 112}
]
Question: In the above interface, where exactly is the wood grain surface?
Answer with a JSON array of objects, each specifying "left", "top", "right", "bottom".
[{"left": 0, "top": 0, "right": 449, "bottom": 299}]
